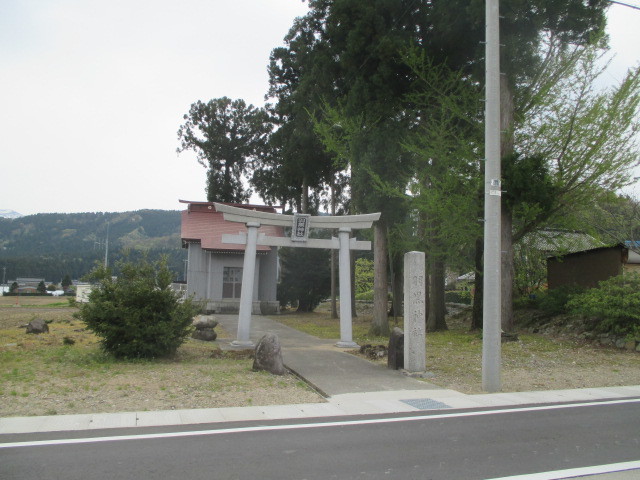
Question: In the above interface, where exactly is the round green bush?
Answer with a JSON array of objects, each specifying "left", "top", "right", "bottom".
[
  {"left": 75, "top": 257, "right": 200, "bottom": 359},
  {"left": 567, "top": 272, "right": 640, "bottom": 339}
]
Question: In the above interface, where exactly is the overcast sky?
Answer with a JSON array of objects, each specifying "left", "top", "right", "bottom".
[{"left": 1, "top": 1, "right": 639, "bottom": 216}]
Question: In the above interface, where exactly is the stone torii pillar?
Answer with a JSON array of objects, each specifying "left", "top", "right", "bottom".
[
  {"left": 235, "top": 222, "right": 260, "bottom": 346},
  {"left": 214, "top": 203, "right": 380, "bottom": 348}
]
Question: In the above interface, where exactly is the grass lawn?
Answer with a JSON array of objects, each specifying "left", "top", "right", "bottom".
[{"left": 0, "top": 296, "right": 320, "bottom": 417}]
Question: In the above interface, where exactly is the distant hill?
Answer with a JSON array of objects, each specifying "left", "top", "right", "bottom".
[
  {"left": 0, "top": 209, "right": 23, "bottom": 219},
  {"left": 0, "top": 210, "right": 186, "bottom": 282}
]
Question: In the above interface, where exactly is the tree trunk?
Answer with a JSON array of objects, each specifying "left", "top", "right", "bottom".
[
  {"left": 500, "top": 73, "right": 516, "bottom": 332},
  {"left": 301, "top": 177, "right": 309, "bottom": 214},
  {"left": 501, "top": 207, "right": 515, "bottom": 332},
  {"left": 351, "top": 247, "right": 357, "bottom": 318},
  {"left": 424, "top": 260, "right": 430, "bottom": 328},
  {"left": 471, "top": 235, "right": 484, "bottom": 330},
  {"left": 426, "top": 258, "right": 448, "bottom": 332},
  {"left": 370, "top": 219, "right": 390, "bottom": 336},
  {"left": 330, "top": 181, "right": 338, "bottom": 319},
  {"left": 390, "top": 259, "right": 403, "bottom": 322}
]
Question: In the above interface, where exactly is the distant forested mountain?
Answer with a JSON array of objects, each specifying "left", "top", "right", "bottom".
[{"left": 0, "top": 210, "right": 186, "bottom": 282}]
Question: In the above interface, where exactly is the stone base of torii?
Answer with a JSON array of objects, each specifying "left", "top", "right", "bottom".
[{"left": 214, "top": 203, "right": 381, "bottom": 348}]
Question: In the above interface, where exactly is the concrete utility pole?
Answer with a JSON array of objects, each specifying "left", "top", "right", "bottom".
[
  {"left": 482, "top": 0, "right": 502, "bottom": 392},
  {"left": 104, "top": 221, "right": 110, "bottom": 268}
]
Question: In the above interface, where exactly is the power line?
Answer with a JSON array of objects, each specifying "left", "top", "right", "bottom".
[{"left": 609, "top": 1, "right": 640, "bottom": 11}]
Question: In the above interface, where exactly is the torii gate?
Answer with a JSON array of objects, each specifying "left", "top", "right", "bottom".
[{"left": 214, "top": 203, "right": 380, "bottom": 348}]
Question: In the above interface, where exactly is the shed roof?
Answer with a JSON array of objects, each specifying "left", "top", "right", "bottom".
[
  {"left": 522, "top": 229, "right": 602, "bottom": 254},
  {"left": 180, "top": 201, "right": 284, "bottom": 252}
]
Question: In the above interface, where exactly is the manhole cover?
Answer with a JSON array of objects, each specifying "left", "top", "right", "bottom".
[{"left": 400, "top": 398, "right": 451, "bottom": 410}]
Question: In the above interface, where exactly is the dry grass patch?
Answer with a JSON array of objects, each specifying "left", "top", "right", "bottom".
[{"left": 0, "top": 299, "right": 322, "bottom": 417}]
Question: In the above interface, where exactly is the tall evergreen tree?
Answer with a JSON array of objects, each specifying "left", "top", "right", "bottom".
[
  {"left": 254, "top": 12, "right": 339, "bottom": 212},
  {"left": 177, "top": 97, "right": 270, "bottom": 203},
  {"left": 309, "top": 0, "right": 432, "bottom": 336}
]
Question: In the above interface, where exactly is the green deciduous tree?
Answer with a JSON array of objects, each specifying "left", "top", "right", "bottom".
[
  {"left": 516, "top": 49, "right": 640, "bottom": 230},
  {"left": 177, "top": 97, "right": 270, "bottom": 203},
  {"left": 402, "top": 52, "right": 484, "bottom": 331}
]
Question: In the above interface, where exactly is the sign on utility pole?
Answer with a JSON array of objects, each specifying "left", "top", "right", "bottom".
[{"left": 483, "top": 0, "right": 502, "bottom": 392}]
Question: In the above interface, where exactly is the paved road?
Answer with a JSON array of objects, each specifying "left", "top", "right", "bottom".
[{"left": 2, "top": 399, "right": 639, "bottom": 480}]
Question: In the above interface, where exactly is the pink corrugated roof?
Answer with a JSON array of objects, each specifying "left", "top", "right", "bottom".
[{"left": 180, "top": 201, "right": 284, "bottom": 252}]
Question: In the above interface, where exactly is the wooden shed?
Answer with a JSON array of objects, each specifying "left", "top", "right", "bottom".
[{"left": 547, "top": 244, "right": 628, "bottom": 290}]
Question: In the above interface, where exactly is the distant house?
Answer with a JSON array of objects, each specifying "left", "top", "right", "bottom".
[
  {"left": 624, "top": 241, "right": 640, "bottom": 274},
  {"left": 547, "top": 244, "right": 634, "bottom": 289},
  {"left": 15, "top": 277, "right": 46, "bottom": 288},
  {"left": 75, "top": 283, "right": 92, "bottom": 303},
  {"left": 16, "top": 286, "right": 37, "bottom": 294},
  {"left": 180, "top": 201, "right": 283, "bottom": 314}
]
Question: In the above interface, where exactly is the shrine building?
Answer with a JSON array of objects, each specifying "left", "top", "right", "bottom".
[{"left": 179, "top": 200, "right": 282, "bottom": 314}]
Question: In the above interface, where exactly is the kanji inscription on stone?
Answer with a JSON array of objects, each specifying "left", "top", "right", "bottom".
[
  {"left": 291, "top": 213, "right": 311, "bottom": 242},
  {"left": 404, "top": 251, "right": 426, "bottom": 372}
]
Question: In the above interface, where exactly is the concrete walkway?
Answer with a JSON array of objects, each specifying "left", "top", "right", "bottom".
[
  {"left": 215, "top": 314, "right": 440, "bottom": 396},
  {"left": 2, "top": 314, "right": 640, "bottom": 439}
]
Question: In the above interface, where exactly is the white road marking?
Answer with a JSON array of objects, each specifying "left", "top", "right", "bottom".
[
  {"left": 483, "top": 461, "right": 640, "bottom": 479},
  {"left": 1, "top": 397, "right": 639, "bottom": 450}
]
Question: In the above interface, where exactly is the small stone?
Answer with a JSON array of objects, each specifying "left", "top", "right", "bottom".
[
  {"left": 25, "top": 319, "right": 49, "bottom": 334},
  {"left": 387, "top": 327, "right": 404, "bottom": 370},
  {"left": 253, "top": 333, "right": 285, "bottom": 375},
  {"left": 501, "top": 332, "right": 519, "bottom": 343},
  {"left": 625, "top": 340, "right": 637, "bottom": 351}
]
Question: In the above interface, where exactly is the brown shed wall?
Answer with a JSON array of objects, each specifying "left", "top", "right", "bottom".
[{"left": 547, "top": 246, "right": 626, "bottom": 289}]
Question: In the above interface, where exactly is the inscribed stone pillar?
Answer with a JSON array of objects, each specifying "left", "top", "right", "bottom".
[{"left": 404, "top": 251, "right": 426, "bottom": 372}]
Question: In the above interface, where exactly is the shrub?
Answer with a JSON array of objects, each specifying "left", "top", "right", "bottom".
[
  {"left": 535, "top": 285, "right": 586, "bottom": 315},
  {"left": 355, "top": 290, "right": 374, "bottom": 301},
  {"left": 566, "top": 273, "right": 640, "bottom": 339},
  {"left": 75, "top": 257, "right": 200, "bottom": 359},
  {"left": 355, "top": 258, "right": 374, "bottom": 295},
  {"left": 445, "top": 290, "right": 471, "bottom": 305}
]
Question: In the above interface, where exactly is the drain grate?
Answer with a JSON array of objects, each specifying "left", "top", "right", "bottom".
[{"left": 400, "top": 398, "right": 451, "bottom": 410}]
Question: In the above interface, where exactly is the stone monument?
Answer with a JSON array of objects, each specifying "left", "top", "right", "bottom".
[{"left": 404, "top": 251, "right": 426, "bottom": 373}]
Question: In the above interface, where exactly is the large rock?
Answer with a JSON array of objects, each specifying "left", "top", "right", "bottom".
[
  {"left": 25, "top": 319, "right": 49, "bottom": 334},
  {"left": 253, "top": 333, "right": 285, "bottom": 375},
  {"left": 387, "top": 327, "right": 404, "bottom": 370},
  {"left": 192, "top": 315, "right": 218, "bottom": 341},
  {"left": 193, "top": 315, "right": 218, "bottom": 330},
  {"left": 192, "top": 329, "right": 217, "bottom": 341}
]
